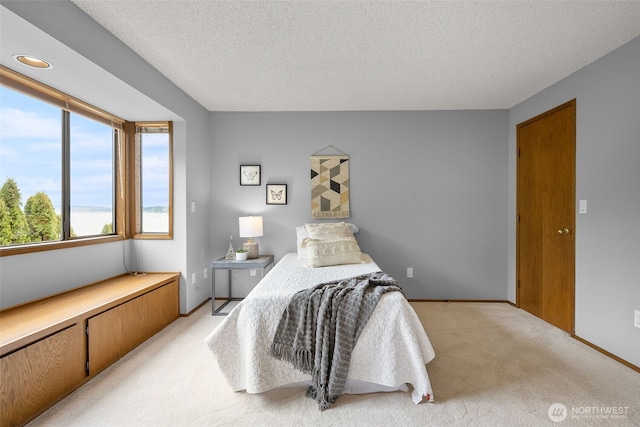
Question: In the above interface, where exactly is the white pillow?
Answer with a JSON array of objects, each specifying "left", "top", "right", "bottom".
[
  {"left": 345, "top": 223, "right": 359, "bottom": 234},
  {"left": 296, "top": 222, "right": 359, "bottom": 259},
  {"left": 296, "top": 225, "right": 310, "bottom": 259},
  {"left": 302, "top": 236, "right": 364, "bottom": 268},
  {"left": 305, "top": 222, "right": 354, "bottom": 240}
]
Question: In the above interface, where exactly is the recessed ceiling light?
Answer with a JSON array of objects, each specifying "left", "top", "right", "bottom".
[{"left": 13, "top": 54, "right": 52, "bottom": 69}]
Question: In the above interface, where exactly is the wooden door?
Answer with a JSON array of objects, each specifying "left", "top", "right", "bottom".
[{"left": 517, "top": 100, "right": 576, "bottom": 333}]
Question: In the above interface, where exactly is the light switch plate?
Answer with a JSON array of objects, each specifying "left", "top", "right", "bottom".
[{"left": 579, "top": 199, "right": 587, "bottom": 214}]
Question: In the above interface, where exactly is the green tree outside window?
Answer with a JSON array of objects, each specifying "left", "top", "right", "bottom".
[
  {"left": 24, "top": 191, "right": 60, "bottom": 242},
  {"left": 0, "top": 178, "right": 29, "bottom": 244}
]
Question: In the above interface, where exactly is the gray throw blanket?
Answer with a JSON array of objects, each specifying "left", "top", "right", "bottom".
[{"left": 270, "top": 271, "right": 404, "bottom": 410}]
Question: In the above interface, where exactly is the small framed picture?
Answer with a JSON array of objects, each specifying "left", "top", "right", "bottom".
[
  {"left": 240, "top": 165, "right": 261, "bottom": 186},
  {"left": 266, "top": 184, "right": 287, "bottom": 205}
]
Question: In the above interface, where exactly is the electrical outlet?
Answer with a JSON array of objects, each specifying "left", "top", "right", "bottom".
[
  {"left": 191, "top": 272, "right": 196, "bottom": 284},
  {"left": 250, "top": 269, "right": 256, "bottom": 276},
  {"left": 407, "top": 267, "right": 414, "bottom": 279},
  {"left": 634, "top": 310, "right": 640, "bottom": 329},
  {"left": 204, "top": 268, "right": 208, "bottom": 279}
]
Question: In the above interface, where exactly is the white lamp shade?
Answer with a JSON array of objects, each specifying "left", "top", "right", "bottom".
[{"left": 239, "top": 216, "right": 263, "bottom": 238}]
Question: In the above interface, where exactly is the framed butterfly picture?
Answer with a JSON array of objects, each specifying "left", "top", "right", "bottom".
[
  {"left": 266, "top": 184, "right": 287, "bottom": 205},
  {"left": 240, "top": 165, "right": 261, "bottom": 186}
]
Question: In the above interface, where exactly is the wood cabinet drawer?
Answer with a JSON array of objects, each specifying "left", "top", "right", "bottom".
[
  {"left": 1, "top": 325, "right": 86, "bottom": 427},
  {"left": 88, "top": 279, "right": 179, "bottom": 375}
]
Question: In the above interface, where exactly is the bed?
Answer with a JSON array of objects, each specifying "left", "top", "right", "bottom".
[{"left": 205, "top": 223, "right": 435, "bottom": 406}]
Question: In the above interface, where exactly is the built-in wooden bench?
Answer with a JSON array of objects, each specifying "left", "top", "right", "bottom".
[{"left": 0, "top": 272, "right": 180, "bottom": 427}]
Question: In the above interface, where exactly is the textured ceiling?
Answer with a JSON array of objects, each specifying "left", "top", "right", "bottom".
[{"left": 71, "top": 0, "right": 640, "bottom": 112}]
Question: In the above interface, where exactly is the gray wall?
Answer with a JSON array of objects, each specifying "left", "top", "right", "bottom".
[
  {"left": 508, "top": 36, "right": 640, "bottom": 367},
  {"left": 209, "top": 110, "right": 509, "bottom": 300}
]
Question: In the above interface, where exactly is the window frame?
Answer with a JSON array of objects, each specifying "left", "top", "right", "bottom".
[
  {"left": 126, "top": 121, "right": 173, "bottom": 240},
  {"left": 0, "top": 65, "right": 171, "bottom": 256}
]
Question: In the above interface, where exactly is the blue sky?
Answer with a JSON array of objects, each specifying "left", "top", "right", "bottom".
[{"left": 0, "top": 86, "right": 168, "bottom": 211}]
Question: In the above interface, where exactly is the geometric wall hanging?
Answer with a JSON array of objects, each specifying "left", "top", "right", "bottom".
[{"left": 310, "top": 146, "right": 350, "bottom": 219}]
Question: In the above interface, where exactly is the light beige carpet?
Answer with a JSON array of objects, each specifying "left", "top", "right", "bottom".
[{"left": 27, "top": 302, "right": 639, "bottom": 427}]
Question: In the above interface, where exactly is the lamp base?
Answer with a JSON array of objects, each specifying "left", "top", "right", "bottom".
[{"left": 243, "top": 241, "right": 259, "bottom": 259}]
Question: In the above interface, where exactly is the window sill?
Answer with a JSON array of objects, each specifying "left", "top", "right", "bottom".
[{"left": 0, "top": 235, "right": 125, "bottom": 257}]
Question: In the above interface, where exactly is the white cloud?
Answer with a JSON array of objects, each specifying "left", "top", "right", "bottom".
[
  {"left": 0, "top": 107, "right": 61, "bottom": 140},
  {"left": 142, "top": 155, "right": 168, "bottom": 169},
  {"left": 142, "top": 133, "right": 168, "bottom": 148},
  {"left": 70, "top": 126, "right": 113, "bottom": 150},
  {"left": 71, "top": 158, "right": 113, "bottom": 171}
]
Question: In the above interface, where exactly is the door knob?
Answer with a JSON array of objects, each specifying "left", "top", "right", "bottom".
[{"left": 557, "top": 228, "right": 570, "bottom": 235}]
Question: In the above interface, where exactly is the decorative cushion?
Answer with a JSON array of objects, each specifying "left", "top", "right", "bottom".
[
  {"left": 296, "top": 225, "right": 310, "bottom": 259},
  {"left": 302, "top": 236, "right": 364, "bottom": 268},
  {"left": 297, "top": 223, "right": 362, "bottom": 264},
  {"left": 305, "top": 222, "right": 353, "bottom": 240}
]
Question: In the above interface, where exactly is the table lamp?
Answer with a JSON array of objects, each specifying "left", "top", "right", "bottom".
[{"left": 239, "top": 215, "right": 263, "bottom": 259}]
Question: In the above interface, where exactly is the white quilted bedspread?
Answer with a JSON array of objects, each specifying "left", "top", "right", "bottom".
[{"left": 205, "top": 253, "right": 435, "bottom": 404}]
